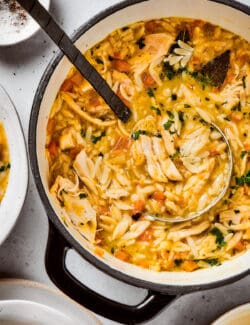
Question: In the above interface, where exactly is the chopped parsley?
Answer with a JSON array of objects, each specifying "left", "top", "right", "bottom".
[
  {"left": 95, "top": 58, "right": 103, "bottom": 64},
  {"left": 91, "top": 131, "right": 106, "bottom": 144},
  {"left": 0, "top": 163, "right": 10, "bottom": 173},
  {"left": 231, "top": 102, "right": 241, "bottom": 111},
  {"left": 203, "top": 258, "right": 219, "bottom": 266},
  {"left": 240, "top": 150, "right": 249, "bottom": 159},
  {"left": 210, "top": 227, "right": 226, "bottom": 247},
  {"left": 234, "top": 209, "right": 240, "bottom": 214},
  {"left": 242, "top": 75, "right": 246, "bottom": 89},
  {"left": 174, "top": 259, "right": 183, "bottom": 266},
  {"left": 163, "top": 120, "right": 174, "bottom": 130},
  {"left": 154, "top": 132, "right": 162, "bottom": 138},
  {"left": 146, "top": 88, "right": 155, "bottom": 97},
  {"left": 184, "top": 103, "right": 191, "bottom": 108},
  {"left": 80, "top": 128, "right": 85, "bottom": 138},
  {"left": 170, "top": 150, "right": 180, "bottom": 159},
  {"left": 136, "top": 37, "right": 145, "bottom": 49},
  {"left": 236, "top": 170, "right": 250, "bottom": 186},
  {"left": 150, "top": 106, "right": 161, "bottom": 115},
  {"left": 171, "top": 93, "right": 177, "bottom": 101},
  {"left": 79, "top": 193, "right": 88, "bottom": 199},
  {"left": 178, "top": 111, "right": 184, "bottom": 123},
  {"left": 132, "top": 213, "right": 141, "bottom": 221},
  {"left": 166, "top": 110, "right": 174, "bottom": 119},
  {"left": 131, "top": 130, "right": 147, "bottom": 140}
]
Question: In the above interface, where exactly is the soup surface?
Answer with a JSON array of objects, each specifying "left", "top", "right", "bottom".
[
  {"left": 47, "top": 18, "right": 250, "bottom": 272},
  {"left": 0, "top": 122, "right": 10, "bottom": 202}
]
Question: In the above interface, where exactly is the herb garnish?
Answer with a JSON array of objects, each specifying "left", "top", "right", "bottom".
[
  {"left": 166, "top": 110, "right": 174, "bottom": 119},
  {"left": 150, "top": 106, "right": 161, "bottom": 115},
  {"left": 80, "top": 128, "right": 85, "bottom": 138},
  {"left": 0, "top": 163, "right": 10, "bottom": 173},
  {"left": 91, "top": 131, "right": 106, "bottom": 144},
  {"left": 95, "top": 58, "right": 103, "bottom": 64},
  {"left": 242, "top": 76, "right": 246, "bottom": 89},
  {"left": 236, "top": 170, "right": 250, "bottom": 186},
  {"left": 184, "top": 103, "right": 191, "bottom": 108},
  {"left": 163, "top": 120, "right": 174, "bottom": 130},
  {"left": 136, "top": 37, "right": 145, "bottom": 49},
  {"left": 203, "top": 258, "right": 219, "bottom": 266},
  {"left": 210, "top": 227, "right": 226, "bottom": 247},
  {"left": 146, "top": 88, "right": 154, "bottom": 97},
  {"left": 79, "top": 193, "right": 88, "bottom": 199},
  {"left": 131, "top": 130, "right": 147, "bottom": 140},
  {"left": 171, "top": 94, "right": 177, "bottom": 101}
]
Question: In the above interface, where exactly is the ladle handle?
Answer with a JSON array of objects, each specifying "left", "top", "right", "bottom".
[{"left": 17, "top": 0, "right": 131, "bottom": 123}]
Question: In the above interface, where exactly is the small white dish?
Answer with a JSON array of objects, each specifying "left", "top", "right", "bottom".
[
  {"left": 212, "top": 303, "right": 250, "bottom": 325},
  {"left": 0, "top": 0, "right": 50, "bottom": 46},
  {"left": 0, "top": 85, "right": 28, "bottom": 245},
  {"left": 0, "top": 278, "right": 100, "bottom": 324}
]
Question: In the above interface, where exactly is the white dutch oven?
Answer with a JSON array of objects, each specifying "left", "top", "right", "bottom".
[
  {"left": 29, "top": 0, "right": 250, "bottom": 322},
  {"left": 0, "top": 86, "right": 28, "bottom": 246}
]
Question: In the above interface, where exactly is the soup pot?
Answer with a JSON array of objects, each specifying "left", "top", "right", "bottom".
[{"left": 29, "top": 0, "right": 250, "bottom": 323}]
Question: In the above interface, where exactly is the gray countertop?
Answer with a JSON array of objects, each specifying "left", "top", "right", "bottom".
[{"left": 0, "top": 0, "right": 249, "bottom": 324}]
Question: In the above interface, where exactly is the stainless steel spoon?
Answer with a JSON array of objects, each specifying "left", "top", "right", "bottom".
[
  {"left": 16, "top": 0, "right": 131, "bottom": 123},
  {"left": 145, "top": 122, "right": 233, "bottom": 223}
]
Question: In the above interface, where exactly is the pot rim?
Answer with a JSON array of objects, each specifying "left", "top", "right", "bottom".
[{"left": 29, "top": 0, "right": 250, "bottom": 294}]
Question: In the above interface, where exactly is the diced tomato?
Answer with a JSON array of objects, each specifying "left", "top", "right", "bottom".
[
  {"left": 89, "top": 94, "right": 101, "bottom": 107},
  {"left": 151, "top": 190, "right": 166, "bottom": 202},
  {"left": 181, "top": 260, "right": 198, "bottom": 272},
  {"left": 47, "top": 140, "right": 58, "bottom": 158},
  {"left": 243, "top": 140, "right": 250, "bottom": 151},
  {"left": 94, "top": 246, "right": 104, "bottom": 257},
  {"left": 142, "top": 72, "right": 156, "bottom": 87},
  {"left": 47, "top": 118, "right": 55, "bottom": 134},
  {"left": 114, "top": 249, "right": 130, "bottom": 262},
  {"left": 138, "top": 229, "right": 153, "bottom": 241},
  {"left": 113, "top": 59, "right": 130, "bottom": 73},
  {"left": 97, "top": 206, "right": 110, "bottom": 216},
  {"left": 132, "top": 200, "right": 145, "bottom": 215},
  {"left": 136, "top": 260, "right": 149, "bottom": 268},
  {"left": 60, "top": 79, "right": 74, "bottom": 92},
  {"left": 209, "top": 148, "right": 219, "bottom": 157},
  {"left": 230, "top": 111, "right": 243, "bottom": 122},
  {"left": 113, "top": 136, "right": 131, "bottom": 151},
  {"left": 145, "top": 20, "right": 159, "bottom": 33},
  {"left": 234, "top": 240, "right": 245, "bottom": 252},
  {"left": 69, "top": 147, "right": 82, "bottom": 159},
  {"left": 70, "top": 71, "right": 84, "bottom": 86}
]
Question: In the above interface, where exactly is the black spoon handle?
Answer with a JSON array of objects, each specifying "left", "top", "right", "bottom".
[{"left": 17, "top": 0, "right": 131, "bottom": 123}]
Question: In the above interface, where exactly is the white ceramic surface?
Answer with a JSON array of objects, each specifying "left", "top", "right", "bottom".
[
  {"left": 213, "top": 303, "right": 250, "bottom": 325},
  {"left": 35, "top": 0, "right": 250, "bottom": 289},
  {"left": 0, "top": 85, "right": 28, "bottom": 245},
  {"left": 0, "top": 0, "right": 50, "bottom": 46},
  {"left": 0, "top": 278, "right": 100, "bottom": 325}
]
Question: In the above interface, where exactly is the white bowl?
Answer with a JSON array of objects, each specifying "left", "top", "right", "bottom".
[
  {"left": 0, "top": 278, "right": 100, "bottom": 325},
  {"left": 0, "top": 0, "right": 50, "bottom": 46},
  {"left": 213, "top": 303, "right": 250, "bottom": 325},
  {"left": 0, "top": 85, "right": 28, "bottom": 245}
]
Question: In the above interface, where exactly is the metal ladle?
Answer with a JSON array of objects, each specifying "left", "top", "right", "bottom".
[{"left": 145, "top": 122, "right": 233, "bottom": 223}]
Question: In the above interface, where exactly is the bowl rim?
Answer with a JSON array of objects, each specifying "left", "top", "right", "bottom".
[
  {"left": 0, "top": 0, "right": 51, "bottom": 47},
  {"left": 29, "top": 0, "right": 250, "bottom": 294},
  {"left": 0, "top": 85, "right": 29, "bottom": 246}
]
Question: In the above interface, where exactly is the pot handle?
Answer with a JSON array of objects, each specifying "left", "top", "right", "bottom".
[{"left": 45, "top": 222, "right": 177, "bottom": 324}]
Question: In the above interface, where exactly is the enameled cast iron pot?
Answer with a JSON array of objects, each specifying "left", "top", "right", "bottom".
[{"left": 29, "top": 0, "right": 250, "bottom": 323}]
